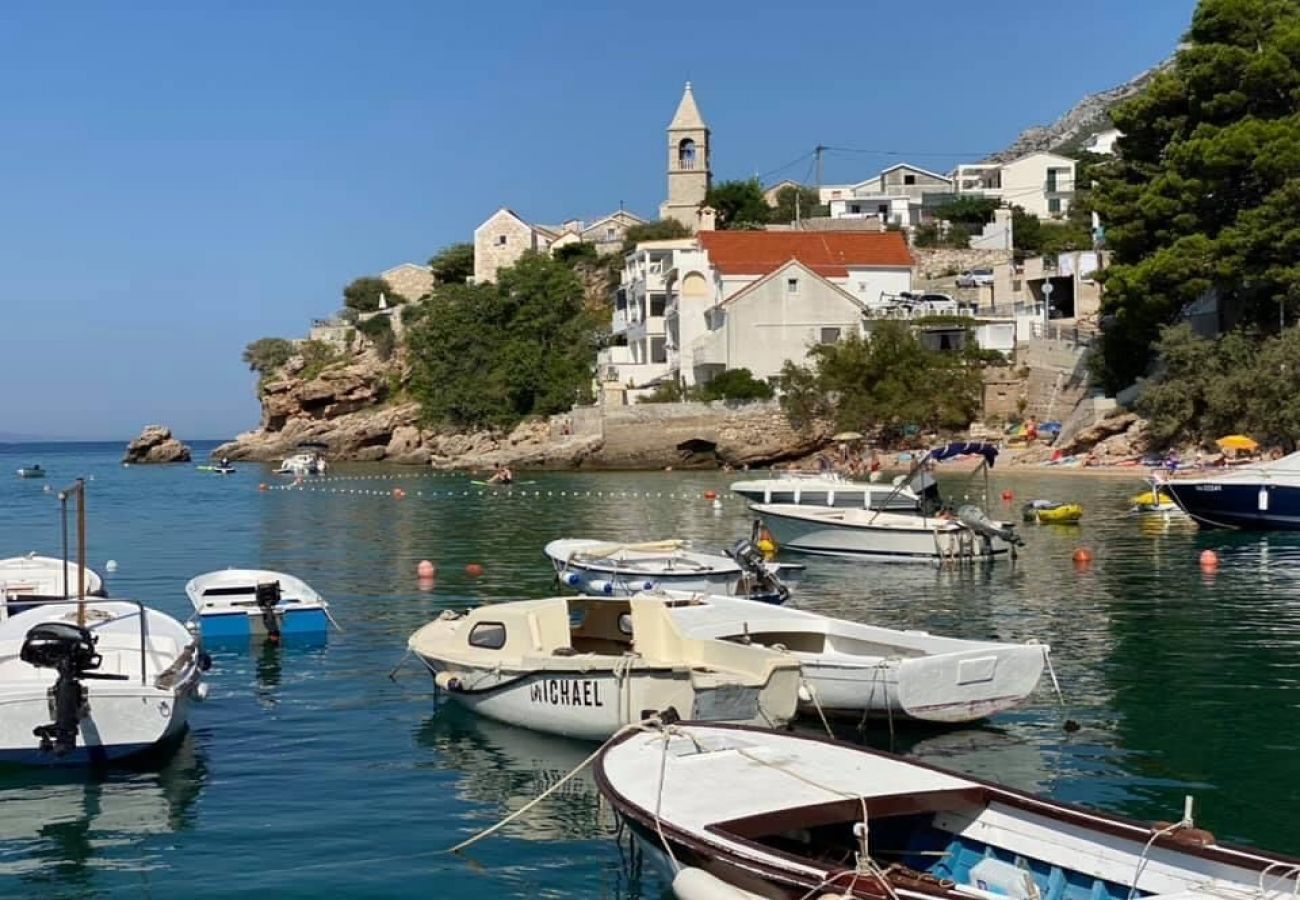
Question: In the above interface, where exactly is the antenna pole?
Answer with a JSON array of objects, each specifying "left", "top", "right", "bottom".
[
  {"left": 815, "top": 145, "right": 826, "bottom": 189},
  {"left": 76, "top": 478, "right": 86, "bottom": 626},
  {"left": 60, "top": 489, "right": 69, "bottom": 598}
]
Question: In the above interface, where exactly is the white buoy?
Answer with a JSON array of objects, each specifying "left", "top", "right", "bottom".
[
  {"left": 712, "top": 499, "right": 723, "bottom": 510},
  {"left": 106, "top": 560, "right": 118, "bottom": 572}
]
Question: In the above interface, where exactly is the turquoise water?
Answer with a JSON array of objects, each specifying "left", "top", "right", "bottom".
[{"left": 1, "top": 443, "right": 1298, "bottom": 898}]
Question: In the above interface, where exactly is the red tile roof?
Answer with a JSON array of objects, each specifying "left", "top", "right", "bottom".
[{"left": 698, "top": 230, "right": 913, "bottom": 276}]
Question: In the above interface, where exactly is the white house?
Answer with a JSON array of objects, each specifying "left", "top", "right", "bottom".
[
  {"left": 598, "top": 230, "right": 915, "bottom": 395},
  {"left": 950, "top": 152, "right": 1076, "bottom": 219},
  {"left": 818, "top": 163, "right": 954, "bottom": 228}
]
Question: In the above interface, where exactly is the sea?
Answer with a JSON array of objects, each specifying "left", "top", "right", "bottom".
[{"left": 1, "top": 441, "right": 1298, "bottom": 898}]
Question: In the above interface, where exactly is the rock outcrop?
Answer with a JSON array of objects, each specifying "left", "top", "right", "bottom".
[{"left": 123, "top": 425, "right": 192, "bottom": 464}]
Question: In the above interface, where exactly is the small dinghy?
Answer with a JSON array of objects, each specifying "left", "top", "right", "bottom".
[
  {"left": 1130, "top": 482, "right": 1185, "bottom": 518},
  {"left": 1022, "top": 500, "right": 1083, "bottom": 524},
  {"left": 407, "top": 594, "right": 801, "bottom": 741},
  {"left": 545, "top": 538, "right": 801, "bottom": 604},
  {"left": 596, "top": 722, "right": 1300, "bottom": 900},
  {"left": 185, "top": 569, "right": 331, "bottom": 641},
  {"left": 1, "top": 553, "right": 107, "bottom": 616},
  {"left": 661, "top": 592, "right": 1048, "bottom": 723},
  {"left": 196, "top": 464, "right": 236, "bottom": 475},
  {"left": 16, "top": 465, "right": 45, "bottom": 478}
]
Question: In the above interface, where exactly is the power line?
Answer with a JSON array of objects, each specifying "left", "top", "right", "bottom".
[
  {"left": 824, "top": 145, "right": 995, "bottom": 159},
  {"left": 755, "top": 149, "right": 816, "bottom": 183}
]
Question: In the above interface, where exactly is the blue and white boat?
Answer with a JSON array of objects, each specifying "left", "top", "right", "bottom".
[
  {"left": 597, "top": 722, "right": 1300, "bottom": 900},
  {"left": 1164, "top": 451, "right": 1300, "bottom": 530},
  {"left": 185, "top": 569, "right": 330, "bottom": 641}
]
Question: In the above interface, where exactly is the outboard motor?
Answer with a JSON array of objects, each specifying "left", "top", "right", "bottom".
[
  {"left": 957, "top": 504, "right": 1024, "bottom": 546},
  {"left": 255, "top": 581, "right": 283, "bottom": 643},
  {"left": 726, "top": 538, "right": 790, "bottom": 605},
  {"left": 20, "top": 621, "right": 122, "bottom": 755}
]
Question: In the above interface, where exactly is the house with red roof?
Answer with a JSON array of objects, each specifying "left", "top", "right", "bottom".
[{"left": 598, "top": 229, "right": 915, "bottom": 397}]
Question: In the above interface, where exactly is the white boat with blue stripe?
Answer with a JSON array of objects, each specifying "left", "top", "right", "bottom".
[{"left": 185, "top": 569, "right": 331, "bottom": 641}]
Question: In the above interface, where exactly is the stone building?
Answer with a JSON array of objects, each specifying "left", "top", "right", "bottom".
[
  {"left": 380, "top": 262, "right": 434, "bottom": 302},
  {"left": 658, "top": 82, "right": 712, "bottom": 230},
  {"left": 472, "top": 209, "right": 558, "bottom": 284}
]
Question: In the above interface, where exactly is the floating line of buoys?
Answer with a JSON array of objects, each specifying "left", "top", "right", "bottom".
[{"left": 259, "top": 484, "right": 747, "bottom": 503}]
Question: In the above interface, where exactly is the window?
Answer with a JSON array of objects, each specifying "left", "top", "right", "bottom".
[
  {"left": 650, "top": 336, "right": 667, "bottom": 364},
  {"left": 678, "top": 138, "right": 696, "bottom": 170},
  {"left": 903, "top": 174, "right": 916, "bottom": 185},
  {"left": 1046, "top": 169, "right": 1059, "bottom": 192},
  {"left": 1048, "top": 198, "right": 1062, "bottom": 214},
  {"left": 786, "top": 278, "right": 799, "bottom": 294},
  {"left": 650, "top": 294, "right": 667, "bottom": 317},
  {"left": 496, "top": 235, "right": 508, "bottom": 246},
  {"left": 468, "top": 622, "right": 507, "bottom": 649},
  {"left": 849, "top": 204, "right": 861, "bottom": 214},
  {"left": 606, "top": 227, "right": 616, "bottom": 240},
  {"left": 820, "top": 327, "right": 842, "bottom": 344},
  {"left": 831, "top": 190, "right": 842, "bottom": 199},
  {"left": 878, "top": 204, "right": 889, "bottom": 216}
]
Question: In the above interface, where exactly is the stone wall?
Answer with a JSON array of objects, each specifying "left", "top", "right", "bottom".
[{"left": 912, "top": 248, "right": 1014, "bottom": 280}]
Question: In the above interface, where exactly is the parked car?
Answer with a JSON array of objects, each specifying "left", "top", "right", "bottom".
[{"left": 956, "top": 267, "right": 994, "bottom": 288}]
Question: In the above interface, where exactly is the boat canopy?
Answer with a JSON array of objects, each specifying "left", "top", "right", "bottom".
[{"left": 923, "top": 441, "right": 1000, "bottom": 468}]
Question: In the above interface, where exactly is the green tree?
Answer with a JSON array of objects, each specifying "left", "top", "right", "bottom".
[
  {"left": 406, "top": 252, "right": 599, "bottom": 429},
  {"left": 705, "top": 178, "right": 770, "bottom": 229},
  {"left": 343, "top": 276, "right": 400, "bottom": 312},
  {"left": 553, "top": 241, "right": 599, "bottom": 266},
  {"left": 242, "top": 337, "right": 295, "bottom": 375},
  {"left": 698, "top": 368, "right": 775, "bottom": 402},
  {"left": 357, "top": 314, "right": 395, "bottom": 360},
  {"left": 932, "top": 196, "right": 999, "bottom": 226},
  {"left": 778, "top": 321, "right": 983, "bottom": 439},
  {"left": 1092, "top": 0, "right": 1300, "bottom": 392},
  {"left": 767, "top": 185, "right": 827, "bottom": 224},
  {"left": 428, "top": 243, "right": 474, "bottom": 285}
]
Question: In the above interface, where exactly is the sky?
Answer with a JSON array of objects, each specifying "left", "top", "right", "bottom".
[{"left": 0, "top": 0, "right": 1196, "bottom": 440}]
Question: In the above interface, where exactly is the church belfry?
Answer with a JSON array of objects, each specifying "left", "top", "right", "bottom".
[{"left": 659, "top": 82, "right": 711, "bottom": 230}]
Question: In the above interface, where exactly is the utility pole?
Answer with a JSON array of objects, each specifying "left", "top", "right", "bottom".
[{"left": 814, "top": 145, "right": 826, "bottom": 189}]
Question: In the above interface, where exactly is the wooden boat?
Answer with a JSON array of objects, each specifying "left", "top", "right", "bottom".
[
  {"left": 407, "top": 594, "right": 801, "bottom": 741},
  {"left": 185, "top": 569, "right": 330, "bottom": 641},
  {"left": 596, "top": 722, "right": 1300, "bottom": 900},
  {"left": 661, "top": 592, "right": 1048, "bottom": 723},
  {"left": 1021, "top": 500, "right": 1083, "bottom": 524},
  {"left": 16, "top": 465, "right": 45, "bottom": 478},
  {"left": 545, "top": 538, "right": 802, "bottom": 604},
  {"left": 750, "top": 504, "right": 1020, "bottom": 563}
]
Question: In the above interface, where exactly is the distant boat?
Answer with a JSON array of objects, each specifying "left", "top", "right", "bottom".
[
  {"left": 1021, "top": 500, "right": 1083, "bottom": 524},
  {"left": 196, "top": 464, "right": 236, "bottom": 475},
  {"left": 16, "top": 465, "right": 44, "bottom": 478},
  {"left": 276, "top": 443, "right": 328, "bottom": 476},
  {"left": 185, "top": 569, "right": 330, "bottom": 641},
  {"left": 596, "top": 722, "right": 1300, "bottom": 900}
]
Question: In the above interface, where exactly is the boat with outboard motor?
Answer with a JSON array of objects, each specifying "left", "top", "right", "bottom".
[
  {"left": 16, "top": 465, "right": 45, "bottom": 478},
  {"left": 596, "top": 721, "right": 1300, "bottom": 900},
  {"left": 407, "top": 593, "right": 801, "bottom": 741},
  {"left": 544, "top": 538, "right": 801, "bottom": 604},
  {"left": 276, "top": 442, "right": 329, "bottom": 476},
  {"left": 0, "top": 480, "right": 207, "bottom": 766},
  {"left": 1, "top": 553, "right": 107, "bottom": 616},
  {"left": 751, "top": 442, "right": 1022, "bottom": 562},
  {"left": 1163, "top": 451, "right": 1300, "bottom": 530},
  {"left": 185, "top": 569, "right": 331, "bottom": 641},
  {"left": 658, "top": 591, "right": 1049, "bottom": 723},
  {"left": 730, "top": 473, "right": 920, "bottom": 511}
]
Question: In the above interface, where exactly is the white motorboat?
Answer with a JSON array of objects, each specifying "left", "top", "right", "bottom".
[
  {"left": 275, "top": 443, "right": 328, "bottom": 476},
  {"left": 544, "top": 538, "right": 801, "bottom": 604},
  {"left": 751, "top": 503, "right": 1021, "bottom": 563},
  {"left": 407, "top": 594, "right": 801, "bottom": 741},
  {"left": 596, "top": 722, "right": 1300, "bottom": 900},
  {"left": 185, "top": 569, "right": 331, "bottom": 642},
  {"left": 1, "top": 553, "right": 106, "bottom": 614},
  {"left": 0, "top": 598, "right": 207, "bottom": 765},
  {"left": 661, "top": 592, "right": 1047, "bottom": 723},
  {"left": 730, "top": 472, "right": 920, "bottom": 511}
]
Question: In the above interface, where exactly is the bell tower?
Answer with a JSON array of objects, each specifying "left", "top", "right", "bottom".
[{"left": 659, "top": 82, "right": 711, "bottom": 231}]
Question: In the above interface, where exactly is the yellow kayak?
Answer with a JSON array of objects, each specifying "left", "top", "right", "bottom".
[
  {"left": 1130, "top": 489, "right": 1173, "bottom": 507},
  {"left": 1023, "top": 501, "right": 1083, "bottom": 524}
]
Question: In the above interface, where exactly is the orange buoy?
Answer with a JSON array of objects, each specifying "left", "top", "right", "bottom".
[
  {"left": 392, "top": 487, "right": 406, "bottom": 499},
  {"left": 703, "top": 490, "right": 718, "bottom": 500},
  {"left": 465, "top": 563, "right": 484, "bottom": 577},
  {"left": 1001, "top": 490, "right": 1014, "bottom": 502},
  {"left": 1199, "top": 549, "right": 1219, "bottom": 569},
  {"left": 1072, "top": 547, "right": 1093, "bottom": 564},
  {"left": 417, "top": 560, "right": 436, "bottom": 578},
  {"left": 258, "top": 483, "right": 268, "bottom": 492}
]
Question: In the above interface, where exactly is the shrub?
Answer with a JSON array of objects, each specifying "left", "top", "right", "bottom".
[
  {"left": 698, "top": 368, "right": 774, "bottom": 402},
  {"left": 242, "top": 337, "right": 294, "bottom": 375}
]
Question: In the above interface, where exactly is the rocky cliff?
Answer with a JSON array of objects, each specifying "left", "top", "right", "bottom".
[
  {"left": 985, "top": 55, "right": 1173, "bottom": 162},
  {"left": 124, "top": 425, "right": 191, "bottom": 464}
]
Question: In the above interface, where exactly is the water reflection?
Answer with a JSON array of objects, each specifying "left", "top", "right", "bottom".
[{"left": 0, "top": 732, "right": 207, "bottom": 888}]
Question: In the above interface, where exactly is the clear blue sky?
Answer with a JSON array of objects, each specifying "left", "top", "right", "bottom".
[{"left": 0, "top": 0, "right": 1195, "bottom": 440}]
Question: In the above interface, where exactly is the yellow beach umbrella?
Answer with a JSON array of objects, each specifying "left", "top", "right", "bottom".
[{"left": 1216, "top": 434, "right": 1258, "bottom": 452}]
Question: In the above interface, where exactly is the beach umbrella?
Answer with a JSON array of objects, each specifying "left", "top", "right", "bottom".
[
  {"left": 833, "top": 431, "right": 863, "bottom": 442},
  {"left": 1216, "top": 434, "right": 1258, "bottom": 451}
]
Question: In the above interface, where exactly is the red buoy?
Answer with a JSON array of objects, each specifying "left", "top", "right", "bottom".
[
  {"left": 1199, "top": 549, "right": 1219, "bottom": 570},
  {"left": 393, "top": 488, "right": 406, "bottom": 499},
  {"left": 258, "top": 483, "right": 268, "bottom": 492},
  {"left": 465, "top": 563, "right": 484, "bottom": 577},
  {"left": 704, "top": 490, "right": 718, "bottom": 500},
  {"left": 1072, "top": 547, "right": 1093, "bottom": 564},
  {"left": 1001, "top": 490, "right": 1014, "bottom": 502}
]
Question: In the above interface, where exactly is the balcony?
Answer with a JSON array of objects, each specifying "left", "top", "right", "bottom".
[
  {"left": 626, "top": 315, "right": 665, "bottom": 343},
  {"left": 690, "top": 331, "right": 727, "bottom": 366},
  {"left": 611, "top": 308, "right": 630, "bottom": 334}
]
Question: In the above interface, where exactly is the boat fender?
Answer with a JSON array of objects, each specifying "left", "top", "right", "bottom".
[
  {"left": 194, "top": 682, "right": 210, "bottom": 702},
  {"left": 640, "top": 580, "right": 655, "bottom": 591},
  {"left": 197, "top": 650, "right": 213, "bottom": 672},
  {"left": 1154, "top": 823, "right": 1217, "bottom": 847},
  {"left": 562, "top": 571, "right": 583, "bottom": 587},
  {"left": 587, "top": 579, "right": 615, "bottom": 596},
  {"left": 797, "top": 683, "right": 813, "bottom": 703},
  {"left": 434, "top": 671, "right": 463, "bottom": 692}
]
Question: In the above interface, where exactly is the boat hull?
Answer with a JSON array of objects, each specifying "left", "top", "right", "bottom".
[
  {"left": 1165, "top": 480, "right": 1300, "bottom": 530},
  {"left": 197, "top": 606, "right": 329, "bottom": 640},
  {"left": 416, "top": 657, "right": 792, "bottom": 742},
  {"left": 758, "top": 509, "right": 1010, "bottom": 562},
  {"left": 732, "top": 486, "right": 915, "bottom": 510}
]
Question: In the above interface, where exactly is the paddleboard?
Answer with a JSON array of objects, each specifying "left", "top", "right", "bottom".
[
  {"left": 469, "top": 480, "right": 535, "bottom": 487},
  {"left": 197, "top": 465, "right": 236, "bottom": 474}
]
